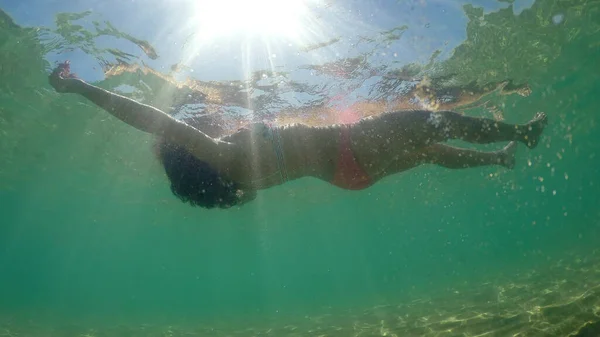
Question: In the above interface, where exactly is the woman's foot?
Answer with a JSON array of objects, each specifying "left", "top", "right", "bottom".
[
  {"left": 523, "top": 112, "right": 548, "bottom": 149},
  {"left": 499, "top": 141, "right": 518, "bottom": 169}
]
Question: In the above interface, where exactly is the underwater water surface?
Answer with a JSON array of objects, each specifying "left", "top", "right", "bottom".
[{"left": 1, "top": 0, "right": 600, "bottom": 336}]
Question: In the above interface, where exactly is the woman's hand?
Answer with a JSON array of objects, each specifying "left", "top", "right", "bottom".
[{"left": 49, "top": 60, "right": 81, "bottom": 93}]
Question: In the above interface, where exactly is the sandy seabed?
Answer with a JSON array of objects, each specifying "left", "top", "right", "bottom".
[{"left": 1, "top": 250, "right": 599, "bottom": 337}]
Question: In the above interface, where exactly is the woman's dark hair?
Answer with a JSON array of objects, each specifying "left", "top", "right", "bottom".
[{"left": 154, "top": 139, "right": 255, "bottom": 209}]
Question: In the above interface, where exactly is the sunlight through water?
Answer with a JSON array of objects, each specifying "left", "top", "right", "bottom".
[
  {"left": 187, "top": 0, "right": 319, "bottom": 40},
  {"left": 1, "top": 0, "right": 600, "bottom": 335}
]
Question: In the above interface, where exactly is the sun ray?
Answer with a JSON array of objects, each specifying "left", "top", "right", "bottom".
[{"left": 188, "top": 0, "right": 318, "bottom": 41}]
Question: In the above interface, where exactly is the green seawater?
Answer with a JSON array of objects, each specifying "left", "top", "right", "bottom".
[{"left": 1, "top": 1, "right": 600, "bottom": 336}]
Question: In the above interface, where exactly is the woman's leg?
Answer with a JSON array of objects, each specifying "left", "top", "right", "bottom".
[
  {"left": 417, "top": 142, "right": 518, "bottom": 169},
  {"left": 373, "top": 142, "right": 517, "bottom": 182},
  {"left": 364, "top": 110, "right": 547, "bottom": 150}
]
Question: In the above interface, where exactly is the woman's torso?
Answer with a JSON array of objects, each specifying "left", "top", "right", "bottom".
[
  {"left": 216, "top": 123, "right": 339, "bottom": 189},
  {"left": 212, "top": 118, "right": 411, "bottom": 190}
]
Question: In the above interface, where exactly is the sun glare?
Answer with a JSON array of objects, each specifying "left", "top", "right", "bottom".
[{"left": 190, "top": 0, "right": 313, "bottom": 40}]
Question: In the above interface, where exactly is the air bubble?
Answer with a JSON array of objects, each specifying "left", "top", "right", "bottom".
[{"left": 552, "top": 14, "right": 564, "bottom": 25}]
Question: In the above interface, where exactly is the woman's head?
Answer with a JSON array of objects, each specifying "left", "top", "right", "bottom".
[{"left": 154, "top": 139, "right": 255, "bottom": 209}]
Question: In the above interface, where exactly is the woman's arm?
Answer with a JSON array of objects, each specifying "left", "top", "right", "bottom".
[{"left": 49, "top": 62, "right": 234, "bottom": 161}]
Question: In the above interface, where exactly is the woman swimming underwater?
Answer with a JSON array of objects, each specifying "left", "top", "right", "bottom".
[{"left": 49, "top": 61, "right": 548, "bottom": 209}]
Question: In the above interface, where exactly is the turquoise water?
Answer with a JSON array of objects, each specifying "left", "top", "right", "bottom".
[{"left": 1, "top": 1, "right": 600, "bottom": 336}]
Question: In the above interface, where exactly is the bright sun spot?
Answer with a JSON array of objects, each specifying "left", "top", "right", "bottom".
[{"left": 190, "top": 0, "right": 314, "bottom": 40}]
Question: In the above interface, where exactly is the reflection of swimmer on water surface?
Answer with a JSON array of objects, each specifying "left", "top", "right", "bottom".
[
  {"left": 277, "top": 76, "right": 532, "bottom": 127},
  {"left": 381, "top": 76, "right": 532, "bottom": 112},
  {"left": 49, "top": 61, "right": 548, "bottom": 209},
  {"left": 408, "top": 77, "right": 532, "bottom": 111}
]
